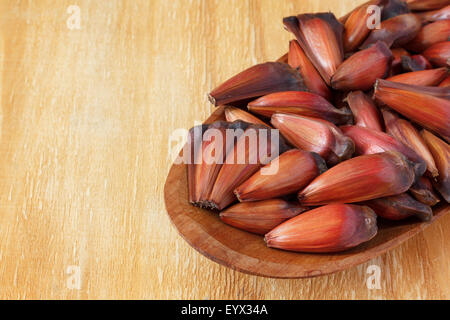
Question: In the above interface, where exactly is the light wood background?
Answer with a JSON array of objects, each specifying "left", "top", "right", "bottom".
[{"left": 0, "top": 0, "right": 448, "bottom": 300}]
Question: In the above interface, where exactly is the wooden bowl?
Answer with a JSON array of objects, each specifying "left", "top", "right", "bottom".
[{"left": 164, "top": 107, "right": 449, "bottom": 278}]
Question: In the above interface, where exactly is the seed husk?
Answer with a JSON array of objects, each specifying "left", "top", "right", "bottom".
[
  {"left": 382, "top": 0, "right": 412, "bottom": 20},
  {"left": 405, "top": 20, "right": 450, "bottom": 52},
  {"left": 439, "top": 75, "right": 450, "bottom": 87},
  {"left": 391, "top": 47, "right": 411, "bottom": 75},
  {"left": 421, "top": 130, "right": 450, "bottom": 202},
  {"left": 194, "top": 121, "right": 250, "bottom": 205},
  {"left": 283, "top": 13, "right": 344, "bottom": 85},
  {"left": 343, "top": 2, "right": 376, "bottom": 52},
  {"left": 332, "top": 41, "right": 393, "bottom": 91},
  {"left": 345, "top": 91, "right": 384, "bottom": 132},
  {"left": 297, "top": 151, "right": 416, "bottom": 205},
  {"left": 265, "top": 204, "right": 378, "bottom": 253},
  {"left": 208, "top": 124, "right": 290, "bottom": 210},
  {"left": 224, "top": 107, "right": 271, "bottom": 127},
  {"left": 208, "top": 62, "right": 308, "bottom": 107},
  {"left": 374, "top": 79, "right": 450, "bottom": 142},
  {"left": 340, "top": 0, "right": 410, "bottom": 24},
  {"left": 379, "top": 78, "right": 450, "bottom": 99},
  {"left": 271, "top": 113, "right": 355, "bottom": 165},
  {"left": 410, "top": 176, "right": 441, "bottom": 206},
  {"left": 220, "top": 199, "right": 306, "bottom": 235},
  {"left": 386, "top": 67, "right": 448, "bottom": 86},
  {"left": 340, "top": 0, "right": 381, "bottom": 24},
  {"left": 248, "top": 91, "right": 352, "bottom": 125},
  {"left": 382, "top": 109, "right": 439, "bottom": 177},
  {"left": 422, "top": 41, "right": 450, "bottom": 67},
  {"left": 417, "top": 5, "right": 450, "bottom": 23},
  {"left": 235, "top": 149, "right": 327, "bottom": 202},
  {"left": 288, "top": 40, "right": 332, "bottom": 100},
  {"left": 341, "top": 125, "right": 428, "bottom": 177},
  {"left": 364, "top": 193, "right": 433, "bottom": 221},
  {"left": 407, "top": 0, "right": 450, "bottom": 11},
  {"left": 361, "top": 13, "right": 422, "bottom": 49},
  {"left": 276, "top": 53, "right": 289, "bottom": 64},
  {"left": 401, "top": 55, "right": 431, "bottom": 72},
  {"left": 187, "top": 125, "right": 209, "bottom": 204}
]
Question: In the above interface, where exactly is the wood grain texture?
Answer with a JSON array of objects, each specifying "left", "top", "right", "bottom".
[{"left": 0, "top": 0, "right": 448, "bottom": 299}]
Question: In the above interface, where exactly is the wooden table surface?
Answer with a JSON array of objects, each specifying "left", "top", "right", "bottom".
[{"left": 0, "top": 0, "right": 448, "bottom": 300}]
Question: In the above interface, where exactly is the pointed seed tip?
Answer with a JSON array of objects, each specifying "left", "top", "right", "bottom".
[
  {"left": 208, "top": 93, "right": 216, "bottom": 106},
  {"left": 233, "top": 189, "right": 242, "bottom": 202},
  {"left": 264, "top": 235, "right": 272, "bottom": 246},
  {"left": 373, "top": 79, "right": 381, "bottom": 94},
  {"left": 283, "top": 16, "right": 298, "bottom": 26},
  {"left": 311, "top": 152, "right": 328, "bottom": 174}
]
